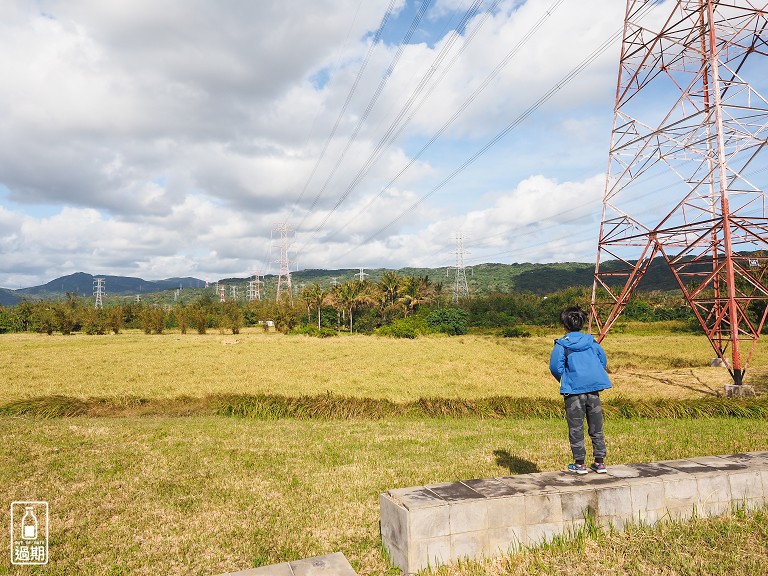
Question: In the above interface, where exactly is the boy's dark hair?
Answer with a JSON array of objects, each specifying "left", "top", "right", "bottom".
[{"left": 560, "top": 306, "right": 587, "bottom": 332}]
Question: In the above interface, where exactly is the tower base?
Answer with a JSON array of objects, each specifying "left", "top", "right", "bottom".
[{"left": 724, "top": 385, "right": 756, "bottom": 398}]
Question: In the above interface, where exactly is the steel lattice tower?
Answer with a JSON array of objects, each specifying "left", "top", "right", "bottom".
[
  {"left": 274, "top": 222, "right": 294, "bottom": 303},
  {"left": 591, "top": 0, "right": 768, "bottom": 385},
  {"left": 248, "top": 272, "right": 262, "bottom": 302},
  {"left": 448, "top": 232, "right": 470, "bottom": 303},
  {"left": 93, "top": 277, "right": 105, "bottom": 309}
]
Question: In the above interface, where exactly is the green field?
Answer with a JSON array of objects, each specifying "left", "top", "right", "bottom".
[{"left": 2, "top": 330, "right": 768, "bottom": 575}]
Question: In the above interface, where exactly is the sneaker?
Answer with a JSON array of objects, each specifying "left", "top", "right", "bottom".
[
  {"left": 566, "top": 463, "right": 588, "bottom": 475},
  {"left": 590, "top": 462, "right": 607, "bottom": 474}
]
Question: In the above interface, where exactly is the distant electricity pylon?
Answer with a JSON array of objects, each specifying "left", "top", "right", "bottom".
[
  {"left": 274, "top": 222, "right": 294, "bottom": 302},
  {"left": 590, "top": 0, "right": 768, "bottom": 386},
  {"left": 356, "top": 268, "right": 369, "bottom": 282},
  {"left": 447, "top": 232, "right": 470, "bottom": 302},
  {"left": 93, "top": 277, "right": 105, "bottom": 309},
  {"left": 248, "top": 272, "right": 263, "bottom": 302},
  {"left": 219, "top": 284, "right": 226, "bottom": 303},
  {"left": 230, "top": 285, "right": 238, "bottom": 301}
]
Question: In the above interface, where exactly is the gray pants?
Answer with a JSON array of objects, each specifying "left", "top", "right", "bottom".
[{"left": 564, "top": 392, "right": 606, "bottom": 462}]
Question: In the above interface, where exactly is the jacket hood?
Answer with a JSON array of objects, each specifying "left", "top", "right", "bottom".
[{"left": 555, "top": 331, "right": 596, "bottom": 352}]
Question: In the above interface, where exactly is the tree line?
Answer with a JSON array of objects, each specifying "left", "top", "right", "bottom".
[{"left": 0, "top": 271, "right": 699, "bottom": 337}]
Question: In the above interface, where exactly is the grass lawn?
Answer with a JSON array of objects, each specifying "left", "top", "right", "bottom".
[
  {"left": 1, "top": 416, "right": 768, "bottom": 575},
  {"left": 2, "top": 330, "right": 768, "bottom": 575}
]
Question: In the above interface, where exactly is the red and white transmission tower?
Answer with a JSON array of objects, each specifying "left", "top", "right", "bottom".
[
  {"left": 591, "top": 0, "right": 768, "bottom": 385},
  {"left": 274, "top": 222, "right": 294, "bottom": 303}
]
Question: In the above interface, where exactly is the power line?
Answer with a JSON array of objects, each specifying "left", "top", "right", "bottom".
[
  {"left": 332, "top": 24, "right": 629, "bottom": 264},
  {"left": 296, "top": 0, "right": 434, "bottom": 231},
  {"left": 289, "top": 0, "right": 399, "bottom": 217},
  {"left": 295, "top": 0, "right": 498, "bottom": 248},
  {"left": 298, "top": 0, "right": 569, "bottom": 255}
]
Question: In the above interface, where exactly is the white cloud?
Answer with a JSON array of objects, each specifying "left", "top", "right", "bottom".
[{"left": 0, "top": 0, "right": 660, "bottom": 288}]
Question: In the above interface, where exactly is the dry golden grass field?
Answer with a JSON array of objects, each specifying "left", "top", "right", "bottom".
[
  {"left": 2, "top": 327, "right": 765, "bottom": 402},
  {"left": 2, "top": 328, "right": 768, "bottom": 575}
]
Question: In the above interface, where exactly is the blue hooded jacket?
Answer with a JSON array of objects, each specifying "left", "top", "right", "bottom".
[{"left": 549, "top": 331, "right": 612, "bottom": 395}]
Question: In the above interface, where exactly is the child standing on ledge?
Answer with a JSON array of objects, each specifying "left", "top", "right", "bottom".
[{"left": 549, "top": 306, "right": 612, "bottom": 474}]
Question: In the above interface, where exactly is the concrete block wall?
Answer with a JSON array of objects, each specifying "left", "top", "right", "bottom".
[{"left": 380, "top": 451, "right": 768, "bottom": 574}]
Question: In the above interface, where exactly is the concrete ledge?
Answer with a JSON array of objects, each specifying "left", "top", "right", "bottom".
[
  {"left": 215, "top": 552, "right": 357, "bottom": 576},
  {"left": 380, "top": 451, "right": 768, "bottom": 574}
]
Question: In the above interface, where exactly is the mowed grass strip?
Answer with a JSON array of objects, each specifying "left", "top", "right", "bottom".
[
  {"left": 432, "top": 506, "right": 768, "bottom": 575},
  {"left": 2, "top": 330, "right": 763, "bottom": 402},
  {"left": 1, "top": 416, "right": 767, "bottom": 575}
]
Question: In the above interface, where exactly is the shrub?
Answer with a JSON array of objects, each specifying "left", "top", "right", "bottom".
[
  {"left": 501, "top": 326, "right": 532, "bottom": 338},
  {"left": 290, "top": 325, "right": 338, "bottom": 338},
  {"left": 222, "top": 301, "right": 244, "bottom": 335},
  {"left": 0, "top": 309, "right": 22, "bottom": 333},
  {"left": 375, "top": 316, "right": 427, "bottom": 338},
  {"left": 191, "top": 306, "right": 209, "bottom": 334},
  {"left": 274, "top": 306, "right": 298, "bottom": 333},
  {"left": 426, "top": 308, "right": 469, "bottom": 335},
  {"left": 81, "top": 307, "right": 107, "bottom": 335},
  {"left": 106, "top": 306, "right": 124, "bottom": 334}
]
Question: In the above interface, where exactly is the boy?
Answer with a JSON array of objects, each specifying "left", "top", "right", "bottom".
[{"left": 549, "top": 306, "right": 612, "bottom": 474}]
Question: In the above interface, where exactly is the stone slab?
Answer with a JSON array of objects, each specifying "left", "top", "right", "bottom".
[
  {"left": 216, "top": 552, "right": 357, "bottom": 576},
  {"left": 381, "top": 451, "right": 768, "bottom": 574},
  {"left": 388, "top": 486, "right": 446, "bottom": 509}
]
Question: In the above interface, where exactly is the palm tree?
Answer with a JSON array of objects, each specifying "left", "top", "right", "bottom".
[
  {"left": 310, "top": 283, "right": 325, "bottom": 329},
  {"left": 336, "top": 280, "right": 371, "bottom": 332},
  {"left": 399, "top": 275, "right": 434, "bottom": 317},
  {"left": 299, "top": 285, "right": 314, "bottom": 325},
  {"left": 300, "top": 283, "right": 325, "bottom": 329},
  {"left": 378, "top": 271, "right": 401, "bottom": 306},
  {"left": 324, "top": 284, "right": 342, "bottom": 329}
]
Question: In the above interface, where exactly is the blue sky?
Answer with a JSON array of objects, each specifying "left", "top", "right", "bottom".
[{"left": 0, "top": 0, "right": 648, "bottom": 288}]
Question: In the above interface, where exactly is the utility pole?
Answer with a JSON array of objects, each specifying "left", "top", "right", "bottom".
[{"left": 590, "top": 0, "right": 768, "bottom": 388}]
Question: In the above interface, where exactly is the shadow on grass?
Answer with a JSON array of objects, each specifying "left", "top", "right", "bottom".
[
  {"left": 494, "top": 450, "right": 540, "bottom": 474},
  {"left": 623, "top": 370, "right": 722, "bottom": 397}
]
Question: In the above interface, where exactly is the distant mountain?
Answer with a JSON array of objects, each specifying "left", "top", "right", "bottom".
[
  {"left": 0, "top": 288, "right": 19, "bottom": 306},
  {"left": 0, "top": 258, "right": 692, "bottom": 306},
  {"left": 9, "top": 272, "right": 205, "bottom": 302}
]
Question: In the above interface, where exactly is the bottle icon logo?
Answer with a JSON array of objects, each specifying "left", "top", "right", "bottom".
[
  {"left": 22, "top": 505, "right": 38, "bottom": 540},
  {"left": 10, "top": 501, "right": 48, "bottom": 565}
]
